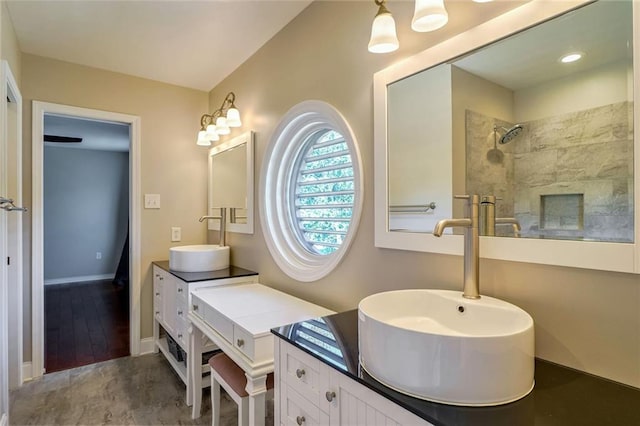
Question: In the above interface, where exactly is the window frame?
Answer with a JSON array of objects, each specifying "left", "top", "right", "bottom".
[{"left": 260, "top": 100, "right": 363, "bottom": 282}]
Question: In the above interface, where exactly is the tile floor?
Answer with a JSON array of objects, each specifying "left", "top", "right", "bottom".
[{"left": 10, "top": 353, "right": 274, "bottom": 425}]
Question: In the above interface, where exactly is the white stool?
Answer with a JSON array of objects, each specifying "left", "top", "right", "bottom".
[{"left": 208, "top": 352, "right": 274, "bottom": 426}]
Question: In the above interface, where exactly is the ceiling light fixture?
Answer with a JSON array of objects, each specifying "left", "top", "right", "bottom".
[
  {"left": 559, "top": 52, "right": 584, "bottom": 64},
  {"left": 197, "top": 92, "right": 242, "bottom": 146},
  {"left": 368, "top": 0, "right": 399, "bottom": 53},
  {"left": 368, "top": 0, "right": 450, "bottom": 54}
]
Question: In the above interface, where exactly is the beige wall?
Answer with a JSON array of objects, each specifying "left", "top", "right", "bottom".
[
  {"left": 515, "top": 60, "right": 631, "bottom": 121},
  {"left": 20, "top": 54, "right": 209, "bottom": 360},
  {"left": 1, "top": 0, "right": 21, "bottom": 85},
  {"left": 209, "top": 1, "right": 639, "bottom": 387}
]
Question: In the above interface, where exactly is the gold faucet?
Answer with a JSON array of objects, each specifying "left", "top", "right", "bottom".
[
  {"left": 199, "top": 208, "right": 227, "bottom": 247},
  {"left": 479, "top": 195, "right": 521, "bottom": 237},
  {"left": 433, "top": 195, "right": 480, "bottom": 299}
]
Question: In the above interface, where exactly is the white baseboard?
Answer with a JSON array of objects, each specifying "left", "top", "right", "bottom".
[
  {"left": 22, "top": 361, "right": 33, "bottom": 382},
  {"left": 44, "top": 274, "right": 114, "bottom": 285},
  {"left": 1, "top": 413, "right": 7, "bottom": 426},
  {"left": 139, "top": 337, "right": 156, "bottom": 355}
]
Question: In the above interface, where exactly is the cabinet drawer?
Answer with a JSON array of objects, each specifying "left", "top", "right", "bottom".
[
  {"left": 281, "top": 344, "right": 324, "bottom": 407},
  {"left": 232, "top": 326, "right": 274, "bottom": 363},
  {"left": 281, "top": 384, "right": 328, "bottom": 426},
  {"left": 232, "top": 325, "right": 255, "bottom": 359},
  {"left": 176, "top": 297, "right": 187, "bottom": 322},
  {"left": 153, "top": 269, "right": 163, "bottom": 320},
  {"left": 154, "top": 292, "right": 162, "bottom": 320},
  {"left": 175, "top": 316, "right": 188, "bottom": 348},
  {"left": 192, "top": 294, "right": 233, "bottom": 343},
  {"left": 176, "top": 279, "right": 187, "bottom": 301}
]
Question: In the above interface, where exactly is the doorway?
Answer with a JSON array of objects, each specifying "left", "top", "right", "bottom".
[
  {"left": 43, "top": 115, "right": 130, "bottom": 372},
  {"left": 32, "top": 102, "right": 141, "bottom": 378}
]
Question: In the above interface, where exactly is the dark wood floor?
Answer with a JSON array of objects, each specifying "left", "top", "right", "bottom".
[{"left": 45, "top": 279, "right": 129, "bottom": 373}]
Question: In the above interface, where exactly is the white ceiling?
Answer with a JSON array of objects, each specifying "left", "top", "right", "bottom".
[
  {"left": 6, "top": 0, "right": 312, "bottom": 91},
  {"left": 453, "top": 1, "right": 632, "bottom": 91}
]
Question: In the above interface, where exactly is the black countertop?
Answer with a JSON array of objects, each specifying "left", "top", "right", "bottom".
[
  {"left": 272, "top": 310, "right": 640, "bottom": 426},
  {"left": 153, "top": 260, "right": 258, "bottom": 283}
]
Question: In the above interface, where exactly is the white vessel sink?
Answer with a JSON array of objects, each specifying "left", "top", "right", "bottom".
[
  {"left": 358, "top": 289, "right": 534, "bottom": 406},
  {"left": 169, "top": 245, "right": 230, "bottom": 272}
]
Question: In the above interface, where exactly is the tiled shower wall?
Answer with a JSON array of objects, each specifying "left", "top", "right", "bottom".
[{"left": 466, "top": 102, "right": 634, "bottom": 241}]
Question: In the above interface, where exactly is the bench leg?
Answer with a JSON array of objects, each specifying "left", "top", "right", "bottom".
[{"left": 211, "top": 375, "right": 221, "bottom": 426}]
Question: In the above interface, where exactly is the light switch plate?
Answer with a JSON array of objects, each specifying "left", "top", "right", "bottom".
[
  {"left": 171, "top": 227, "right": 181, "bottom": 242},
  {"left": 144, "top": 194, "right": 160, "bottom": 209}
]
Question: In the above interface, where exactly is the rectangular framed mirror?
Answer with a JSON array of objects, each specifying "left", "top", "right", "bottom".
[
  {"left": 208, "top": 130, "right": 254, "bottom": 234},
  {"left": 374, "top": 0, "right": 639, "bottom": 273}
]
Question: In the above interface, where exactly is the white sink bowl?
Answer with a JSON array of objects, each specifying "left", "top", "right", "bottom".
[
  {"left": 358, "top": 289, "right": 534, "bottom": 406},
  {"left": 169, "top": 245, "right": 230, "bottom": 272}
]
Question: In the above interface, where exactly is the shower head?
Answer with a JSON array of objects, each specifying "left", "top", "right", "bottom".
[{"left": 497, "top": 124, "right": 523, "bottom": 145}]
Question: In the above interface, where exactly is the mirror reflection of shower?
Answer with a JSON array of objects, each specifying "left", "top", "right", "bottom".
[
  {"left": 497, "top": 124, "right": 524, "bottom": 145},
  {"left": 486, "top": 124, "right": 524, "bottom": 164}
]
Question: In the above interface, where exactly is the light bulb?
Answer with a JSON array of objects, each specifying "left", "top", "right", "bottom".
[
  {"left": 412, "top": 0, "right": 448, "bottom": 32},
  {"left": 368, "top": 7, "right": 399, "bottom": 54},
  {"left": 215, "top": 116, "right": 230, "bottom": 135},
  {"left": 560, "top": 52, "right": 583, "bottom": 63},
  {"left": 226, "top": 107, "right": 242, "bottom": 127},
  {"left": 205, "top": 124, "right": 220, "bottom": 141}
]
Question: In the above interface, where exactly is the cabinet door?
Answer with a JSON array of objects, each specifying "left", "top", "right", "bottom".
[
  {"left": 328, "top": 371, "right": 433, "bottom": 426},
  {"left": 153, "top": 267, "right": 163, "bottom": 321},
  {"left": 281, "top": 383, "right": 330, "bottom": 426},
  {"left": 161, "top": 272, "right": 177, "bottom": 336}
]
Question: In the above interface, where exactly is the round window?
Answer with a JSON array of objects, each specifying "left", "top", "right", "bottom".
[{"left": 260, "top": 101, "right": 363, "bottom": 282}]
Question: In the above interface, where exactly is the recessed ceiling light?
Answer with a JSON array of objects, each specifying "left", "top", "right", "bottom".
[
  {"left": 472, "top": 0, "right": 494, "bottom": 3},
  {"left": 560, "top": 52, "right": 584, "bottom": 63}
]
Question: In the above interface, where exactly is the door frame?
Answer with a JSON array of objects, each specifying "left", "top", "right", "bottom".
[
  {"left": 3, "top": 61, "right": 23, "bottom": 389},
  {"left": 31, "top": 101, "right": 141, "bottom": 377},
  {"left": 0, "top": 59, "right": 20, "bottom": 426}
]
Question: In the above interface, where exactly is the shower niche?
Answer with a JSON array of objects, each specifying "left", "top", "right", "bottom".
[{"left": 540, "top": 194, "right": 584, "bottom": 238}]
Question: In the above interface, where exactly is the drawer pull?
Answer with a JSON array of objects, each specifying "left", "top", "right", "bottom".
[
  {"left": 178, "top": 288, "right": 183, "bottom": 293},
  {"left": 155, "top": 311, "right": 160, "bottom": 315},
  {"left": 155, "top": 292, "right": 160, "bottom": 296},
  {"left": 236, "top": 339, "right": 244, "bottom": 347},
  {"left": 177, "top": 310, "right": 183, "bottom": 316},
  {"left": 296, "top": 416, "right": 305, "bottom": 425},
  {"left": 325, "top": 391, "right": 336, "bottom": 402},
  {"left": 295, "top": 368, "right": 305, "bottom": 379},
  {"left": 178, "top": 333, "right": 183, "bottom": 339},
  {"left": 159, "top": 276, "right": 163, "bottom": 280},
  {"left": 193, "top": 304, "right": 199, "bottom": 311}
]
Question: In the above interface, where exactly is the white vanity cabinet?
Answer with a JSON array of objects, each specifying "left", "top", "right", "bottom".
[
  {"left": 154, "top": 267, "right": 187, "bottom": 346},
  {"left": 152, "top": 263, "right": 259, "bottom": 405},
  {"left": 276, "top": 340, "right": 432, "bottom": 426}
]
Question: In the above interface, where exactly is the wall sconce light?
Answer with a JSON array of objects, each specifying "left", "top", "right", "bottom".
[
  {"left": 197, "top": 92, "right": 242, "bottom": 146},
  {"left": 368, "top": 0, "right": 399, "bottom": 54},
  {"left": 368, "top": 0, "right": 449, "bottom": 53},
  {"left": 412, "top": 0, "right": 448, "bottom": 32}
]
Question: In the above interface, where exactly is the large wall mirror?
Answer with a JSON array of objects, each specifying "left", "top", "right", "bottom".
[
  {"left": 374, "top": 0, "right": 639, "bottom": 273},
  {"left": 208, "top": 130, "right": 254, "bottom": 234}
]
